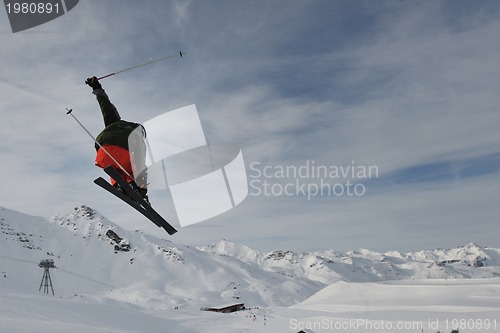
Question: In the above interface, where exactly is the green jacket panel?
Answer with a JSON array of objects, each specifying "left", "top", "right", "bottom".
[{"left": 95, "top": 120, "right": 142, "bottom": 151}]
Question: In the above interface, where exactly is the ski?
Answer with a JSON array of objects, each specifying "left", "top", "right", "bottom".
[
  {"left": 94, "top": 177, "right": 161, "bottom": 227},
  {"left": 102, "top": 166, "right": 178, "bottom": 235},
  {"left": 94, "top": 166, "right": 177, "bottom": 235}
]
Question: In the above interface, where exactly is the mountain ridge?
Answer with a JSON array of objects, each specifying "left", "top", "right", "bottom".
[{"left": 1, "top": 204, "right": 499, "bottom": 311}]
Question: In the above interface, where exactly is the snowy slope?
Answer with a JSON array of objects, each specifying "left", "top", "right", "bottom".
[
  {"left": 1, "top": 204, "right": 500, "bottom": 333},
  {"left": 0, "top": 205, "right": 322, "bottom": 310},
  {"left": 278, "top": 278, "right": 500, "bottom": 333}
]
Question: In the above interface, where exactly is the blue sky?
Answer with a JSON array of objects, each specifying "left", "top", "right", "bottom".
[{"left": 1, "top": 0, "right": 499, "bottom": 252}]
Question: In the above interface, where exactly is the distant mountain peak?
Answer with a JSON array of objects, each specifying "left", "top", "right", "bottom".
[
  {"left": 58, "top": 205, "right": 103, "bottom": 222},
  {"left": 50, "top": 205, "right": 116, "bottom": 236}
]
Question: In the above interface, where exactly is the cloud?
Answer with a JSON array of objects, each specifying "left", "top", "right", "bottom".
[{"left": 0, "top": 0, "right": 499, "bottom": 252}]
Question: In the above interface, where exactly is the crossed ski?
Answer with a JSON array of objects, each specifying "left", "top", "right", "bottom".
[{"left": 94, "top": 166, "right": 177, "bottom": 235}]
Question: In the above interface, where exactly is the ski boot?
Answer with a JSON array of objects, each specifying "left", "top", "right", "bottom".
[{"left": 113, "top": 181, "right": 150, "bottom": 205}]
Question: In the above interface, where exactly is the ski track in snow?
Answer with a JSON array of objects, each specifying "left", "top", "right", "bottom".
[{"left": 1, "top": 205, "right": 499, "bottom": 332}]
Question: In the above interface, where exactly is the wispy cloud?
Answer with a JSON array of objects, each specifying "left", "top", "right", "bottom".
[{"left": 1, "top": 0, "right": 499, "bottom": 252}]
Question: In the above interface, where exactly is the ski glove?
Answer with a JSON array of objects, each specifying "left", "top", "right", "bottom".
[{"left": 85, "top": 76, "right": 102, "bottom": 90}]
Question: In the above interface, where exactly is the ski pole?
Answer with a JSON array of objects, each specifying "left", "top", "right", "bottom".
[
  {"left": 66, "top": 108, "right": 135, "bottom": 181},
  {"left": 95, "top": 51, "right": 184, "bottom": 81}
]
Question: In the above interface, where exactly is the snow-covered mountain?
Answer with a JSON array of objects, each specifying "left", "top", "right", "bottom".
[
  {"left": 0, "top": 205, "right": 322, "bottom": 309},
  {"left": 1, "top": 204, "right": 500, "bottom": 333},
  {"left": 1, "top": 204, "right": 500, "bottom": 309},
  {"left": 201, "top": 234, "right": 500, "bottom": 284}
]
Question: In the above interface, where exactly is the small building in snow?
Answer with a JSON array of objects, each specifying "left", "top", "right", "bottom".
[{"left": 201, "top": 303, "right": 245, "bottom": 313}]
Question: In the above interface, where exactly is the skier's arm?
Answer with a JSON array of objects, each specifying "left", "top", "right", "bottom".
[
  {"left": 93, "top": 88, "right": 121, "bottom": 127},
  {"left": 85, "top": 76, "right": 121, "bottom": 127}
]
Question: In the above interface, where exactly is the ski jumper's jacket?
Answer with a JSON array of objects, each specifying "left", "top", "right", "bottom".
[{"left": 93, "top": 88, "right": 147, "bottom": 187}]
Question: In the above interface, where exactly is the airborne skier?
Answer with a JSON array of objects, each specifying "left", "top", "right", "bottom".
[
  {"left": 66, "top": 54, "right": 182, "bottom": 235},
  {"left": 85, "top": 77, "right": 177, "bottom": 234},
  {"left": 85, "top": 76, "right": 149, "bottom": 202}
]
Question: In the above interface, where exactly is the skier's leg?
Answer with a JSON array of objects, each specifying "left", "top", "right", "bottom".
[{"left": 95, "top": 145, "right": 134, "bottom": 185}]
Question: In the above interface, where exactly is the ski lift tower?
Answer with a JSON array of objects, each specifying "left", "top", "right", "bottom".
[{"left": 38, "top": 259, "right": 55, "bottom": 295}]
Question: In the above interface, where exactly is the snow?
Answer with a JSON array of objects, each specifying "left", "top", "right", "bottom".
[
  {"left": 288, "top": 279, "right": 500, "bottom": 332},
  {"left": 1, "top": 205, "right": 499, "bottom": 332}
]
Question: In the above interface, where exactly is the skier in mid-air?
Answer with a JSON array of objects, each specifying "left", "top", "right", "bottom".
[{"left": 85, "top": 76, "right": 149, "bottom": 202}]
